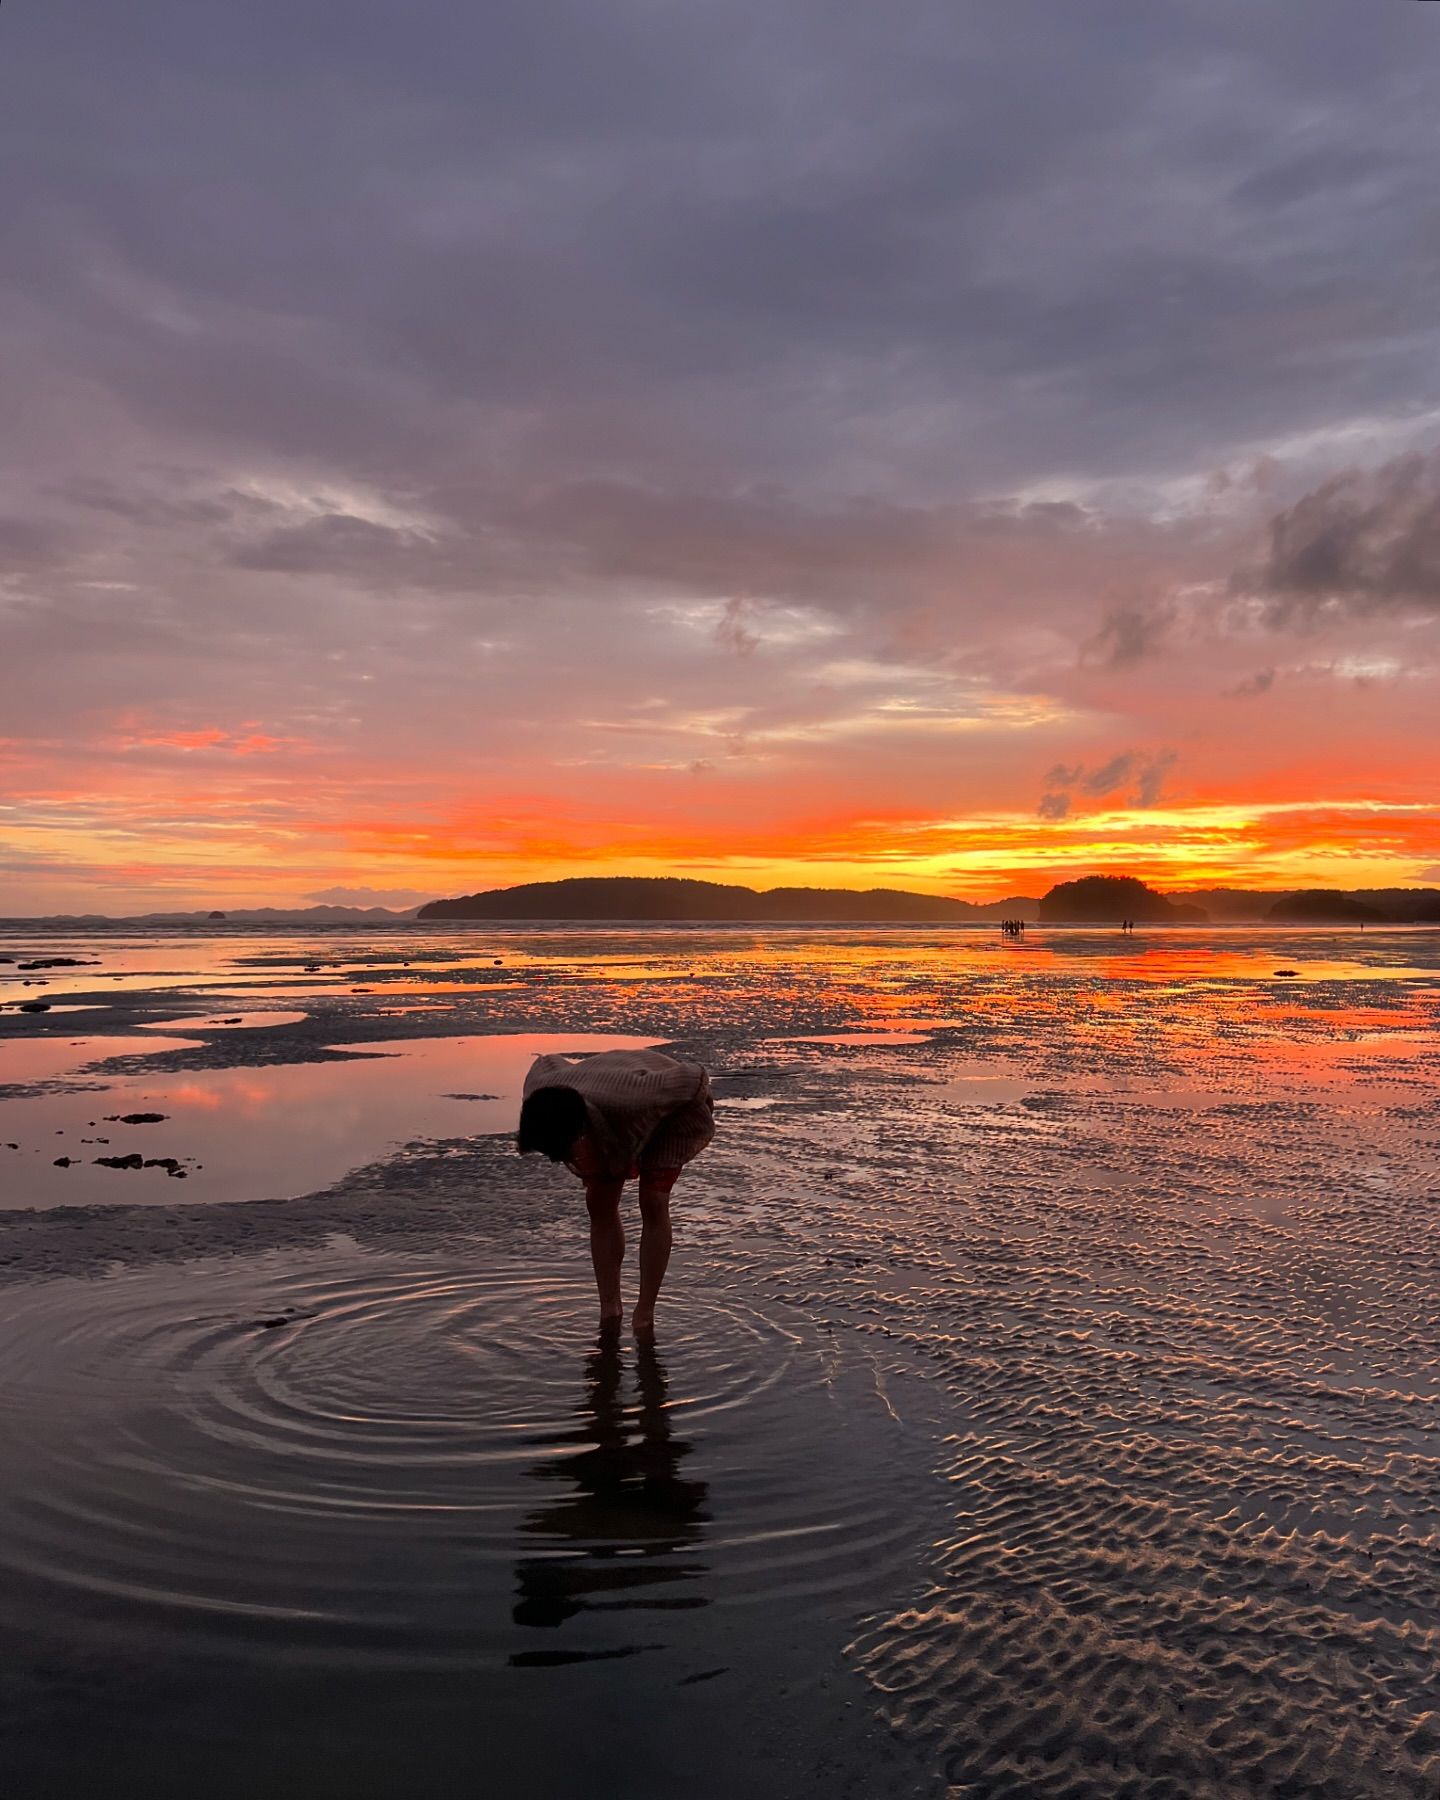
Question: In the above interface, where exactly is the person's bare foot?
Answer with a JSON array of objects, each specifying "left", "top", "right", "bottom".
[{"left": 630, "top": 1309, "right": 656, "bottom": 1338}]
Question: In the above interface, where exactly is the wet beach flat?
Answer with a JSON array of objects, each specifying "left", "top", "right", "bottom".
[{"left": 1, "top": 925, "right": 1437, "bottom": 1799}]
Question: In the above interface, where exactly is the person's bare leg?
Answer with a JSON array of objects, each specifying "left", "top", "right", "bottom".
[
  {"left": 585, "top": 1178, "right": 626, "bottom": 1327},
  {"left": 633, "top": 1168, "right": 678, "bottom": 1335}
]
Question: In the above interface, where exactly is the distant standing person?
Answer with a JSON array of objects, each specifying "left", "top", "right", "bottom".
[{"left": 517, "top": 1049, "right": 715, "bottom": 1335}]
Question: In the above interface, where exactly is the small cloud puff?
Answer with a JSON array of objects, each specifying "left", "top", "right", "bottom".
[{"left": 1081, "top": 601, "right": 1176, "bottom": 668}]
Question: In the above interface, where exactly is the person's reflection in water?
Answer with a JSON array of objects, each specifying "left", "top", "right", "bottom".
[{"left": 510, "top": 1333, "right": 710, "bottom": 1667}]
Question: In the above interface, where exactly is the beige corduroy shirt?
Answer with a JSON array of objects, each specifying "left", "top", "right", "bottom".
[{"left": 522, "top": 1047, "right": 710, "bottom": 1177}]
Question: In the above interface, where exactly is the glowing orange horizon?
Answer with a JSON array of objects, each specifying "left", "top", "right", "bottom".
[
  {"left": 6, "top": 696, "right": 1440, "bottom": 913},
  {"left": 5, "top": 785, "right": 1439, "bottom": 912}
]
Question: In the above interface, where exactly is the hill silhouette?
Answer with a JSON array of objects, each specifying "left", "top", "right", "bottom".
[
  {"left": 0, "top": 904, "right": 422, "bottom": 927},
  {"left": 1267, "top": 890, "right": 1387, "bottom": 924},
  {"left": 1176, "top": 886, "right": 1440, "bottom": 923},
  {"left": 4, "top": 878, "right": 1437, "bottom": 927},
  {"left": 1038, "top": 875, "right": 1208, "bottom": 924},
  {"left": 417, "top": 877, "right": 1038, "bottom": 923}
]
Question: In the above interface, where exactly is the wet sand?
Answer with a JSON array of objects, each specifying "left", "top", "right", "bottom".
[{"left": 1, "top": 925, "right": 1437, "bottom": 1798}]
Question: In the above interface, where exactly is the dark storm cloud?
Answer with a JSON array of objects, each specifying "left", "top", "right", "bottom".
[
  {"left": 4, "top": 0, "right": 1437, "bottom": 519},
  {"left": 1243, "top": 453, "right": 1440, "bottom": 624}
]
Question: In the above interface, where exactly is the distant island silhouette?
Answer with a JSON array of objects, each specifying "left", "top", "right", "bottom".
[
  {"left": 0, "top": 904, "right": 423, "bottom": 927},
  {"left": 1266, "top": 890, "right": 1389, "bottom": 924},
  {"left": 418, "top": 877, "right": 1036, "bottom": 924},
  {"left": 417, "top": 875, "right": 1440, "bottom": 926},
  {"left": 1037, "top": 875, "right": 1208, "bottom": 925},
  {"left": 3, "top": 880, "right": 1438, "bottom": 928}
]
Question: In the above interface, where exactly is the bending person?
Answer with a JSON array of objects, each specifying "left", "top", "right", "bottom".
[{"left": 517, "top": 1048, "right": 715, "bottom": 1336}]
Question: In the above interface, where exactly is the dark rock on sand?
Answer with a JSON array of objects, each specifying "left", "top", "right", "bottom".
[
  {"left": 17, "top": 1001, "right": 51, "bottom": 1013},
  {"left": 105, "top": 1113, "right": 168, "bottom": 1124},
  {"left": 95, "top": 1153, "right": 145, "bottom": 1170},
  {"left": 53, "top": 1157, "right": 73, "bottom": 1167},
  {"left": 142, "top": 1158, "right": 188, "bottom": 1178},
  {"left": 18, "top": 957, "right": 96, "bottom": 970}
]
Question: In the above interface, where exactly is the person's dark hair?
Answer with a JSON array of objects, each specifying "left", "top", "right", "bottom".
[{"left": 517, "top": 1085, "right": 589, "bottom": 1162}]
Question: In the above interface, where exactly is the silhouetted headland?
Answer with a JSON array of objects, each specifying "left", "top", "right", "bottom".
[
  {"left": 414, "top": 874, "right": 1440, "bottom": 926},
  {"left": 1267, "top": 890, "right": 1395, "bottom": 924},
  {"left": 5, "top": 880, "right": 1439, "bottom": 929},
  {"left": 1038, "top": 875, "right": 1208, "bottom": 925},
  {"left": 418, "top": 877, "right": 1040, "bottom": 924}
]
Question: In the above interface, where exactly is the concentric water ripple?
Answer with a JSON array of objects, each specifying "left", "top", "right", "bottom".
[{"left": 0, "top": 1251, "right": 929, "bottom": 1673}]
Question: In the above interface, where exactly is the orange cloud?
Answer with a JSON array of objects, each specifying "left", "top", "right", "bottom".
[{"left": 110, "top": 726, "right": 300, "bottom": 756}]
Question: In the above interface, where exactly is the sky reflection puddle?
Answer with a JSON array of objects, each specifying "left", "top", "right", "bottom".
[
  {"left": 0, "top": 1034, "right": 201, "bottom": 1088},
  {"left": 0, "top": 1032, "right": 657, "bottom": 1210},
  {"left": 937, "top": 1065, "right": 1037, "bottom": 1106},
  {"left": 774, "top": 1031, "right": 934, "bottom": 1047},
  {"left": 1, "top": 1003, "right": 106, "bottom": 1017},
  {"left": 137, "top": 1011, "right": 311, "bottom": 1032}
]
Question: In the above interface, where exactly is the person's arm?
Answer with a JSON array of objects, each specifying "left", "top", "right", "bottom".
[
  {"left": 565, "top": 1132, "right": 602, "bottom": 1181},
  {"left": 567, "top": 1130, "right": 637, "bottom": 1183}
]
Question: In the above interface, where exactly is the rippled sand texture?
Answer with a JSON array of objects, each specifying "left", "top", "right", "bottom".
[
  {"left": 1, "top": 925, "right": 1438, "bottom": 1797},
  {"left": 702, "top": 957, "right": 1439, "bottom": 1799},
  {"left": 838, "top": 1176, "right": 1439, "bottom": 1799}
]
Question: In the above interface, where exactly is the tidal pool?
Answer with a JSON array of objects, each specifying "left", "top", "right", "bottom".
[
  {"left": 0, "top": 1247, "right": 941, "bottom": 1799},
  {"left": 0, "top": 1033, "right": 658, "bottom": 1208}
]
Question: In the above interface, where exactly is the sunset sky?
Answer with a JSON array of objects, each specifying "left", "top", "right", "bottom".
[{"left": 4, "top": 1, "right": 1440, "bottom": 913}]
